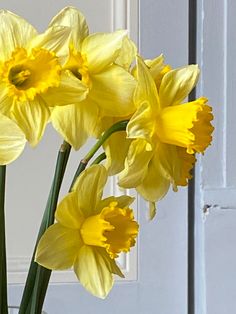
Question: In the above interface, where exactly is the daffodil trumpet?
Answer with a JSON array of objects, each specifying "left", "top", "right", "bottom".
[
  {"left": 19, "top": 141, "right": 71, "bottom": 314},
  {"left": 0, "top": 166, "right": 7, "bottom": 314}
]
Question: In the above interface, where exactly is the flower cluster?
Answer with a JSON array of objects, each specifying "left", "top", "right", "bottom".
[{"left": 0, "top": 6, "right": 213, "bottom": 302}]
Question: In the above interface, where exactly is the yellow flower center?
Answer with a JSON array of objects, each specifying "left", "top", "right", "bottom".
[
  {"left": 64, "top": 45, "right": 91, "bottom": 88},
  {"left": 1, "top": 47, "right": 61, "bottom": 102},
  {"left": 80, "top": 202, "right": 139, "bottom": 259},
  {"left": 156, "top": 97, "right": 214, "bottom": 154}
]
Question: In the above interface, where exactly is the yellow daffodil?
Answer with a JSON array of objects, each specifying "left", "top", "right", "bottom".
[
  {"left": 102, "top": 54, "right": 169, "bottom": 176},
  {"left": 36, "top": 165, "right": 139, "bottom": 298},
  {"left": 0, "top": 113, "right": 26, "bottom": 165},
  {"left": 119, "top": 56, "right": 214, "bottom": 210},
  {"left": 0, "top": 10, "right": 88, "bottom": 147},
  {"left": 48, "top": 7, "right": 136, "bottom": 150}
]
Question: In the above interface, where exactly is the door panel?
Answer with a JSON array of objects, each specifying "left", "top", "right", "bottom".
[{"left": 197, "top": 1, "right": 236, "bottom": 313}]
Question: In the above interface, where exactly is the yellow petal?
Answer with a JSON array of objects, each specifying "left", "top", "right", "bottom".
[
  {"left": 0, "top": 10, "right": 37, "bottom": 59},
  {"left": 145, "top": 55, "right": 172, "bottom": 89},
  {"left": 0, "top": 85, "right": 13, "bottom": 115},
  {"left": 103, "top": 130, "right": 132, "bottom": 175},
  {"left": 10, "top": 96, "right": 50, "bottom": 147},
  {"left": 115, "top": 36, "right": 137, "bottom": 70},
  {"left": 82, "top": 30, "right": 127, "bottom": 73},
  {"left": 149, "top": 202, "right": 157, "bottom": 220},
  {"left": 118, "top": 139, "right": 154, "bottom": 188},
  {"left": 35, "top": 223, "right": 81, "bottom": 270},
  {"left": 42, "top": 70, "right": 88, "bottom": 106},
  {"left": 155, "top": 143, "right": 195, "bottom": 190},
  {"left": 159, "top": 65, "right": 200, "bottom": 107},
  {"left": 174, "top": 147, "right": 196, "bottom": 186},
  {"left": 0, "top": 113, "right": 26, "bottom": 165},
  {"left": 51, "top": 101, "right": 98, "bottom": 150},
  {"left": 55, "top": 192, "right": 85, "bottom": 229},
  {"left": 88, "top": 65, "right": 136, "bottom": 116},
  {"left": 95, "top": 247, "right": 124, "bottom": 278},
  {"left": 127, "top": 100, "right": 156, "bottom": 143},
  {"left": 74, "top": 245, "right": 114, "bottom": 298},
  {"left": 97, "top": 195, "right": 135, "bottom": 213},
  {"left": 49, "top": 6, "right": 89, "bottom": 51},
  {"left": 145, "top": 54, "right": 165, "bottom": 79},
  {"left": 72, "top": 165, "right": 108, "bottom": 218},
  {"left": 28, "top": 26, "right": 71, "bottom": 57},
  {"left": 134, "top": 56, "right": 160, "bottom": 113},
  {"left": 136, "top": 152, "right": 170, "bottom": 202}
]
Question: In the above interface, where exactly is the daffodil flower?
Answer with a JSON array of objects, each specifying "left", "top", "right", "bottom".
[
  {"left": 0, "top": 113, "right": 26, "bottom": 165},
  {"left": 35, "top": 165, "right": 139, "bottom": 298},
  {"left": 101, "top": 55, "right": 169, "bottom": 176},
  {"left": 0, "top": 10, "right": 88, "bottom": 147},
  {"left": 48, "top": 7, "right": 136, "bottom": 150},
  {"left": 119, "top": 56, "right": 214, "bottom": 209}
]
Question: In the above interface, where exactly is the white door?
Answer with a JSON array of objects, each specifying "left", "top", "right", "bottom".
[
  {"left": 196, "top": 1, "right": 236, "bottom": 314},
  {"left": 5, "top": 1, "right": 189, "bottom": 313}
]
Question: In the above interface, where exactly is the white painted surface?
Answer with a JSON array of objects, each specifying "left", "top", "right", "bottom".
[
  {"left": 3, "top": 0, "right": 189, "bottom": 313},
  {"left": 197, "top": 0, "right": 236, "bottom": 313}
]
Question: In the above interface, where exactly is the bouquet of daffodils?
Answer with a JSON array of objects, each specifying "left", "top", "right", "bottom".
[{"left": 0, "top": 6, "right": 214, "bottom": 314}]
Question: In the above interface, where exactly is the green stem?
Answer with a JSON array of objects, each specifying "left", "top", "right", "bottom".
[
  {"left": 91, "top": 152, "right": 106, "bottom": 165},
  {"left": 19, "top": 142, "right": 71, "bottom": 314},
  {"left": 0, "top": 166, "right": 8, "bottom": 314},
  {"left": 70, "top": 120, "right": 128, "bottom": 190}
]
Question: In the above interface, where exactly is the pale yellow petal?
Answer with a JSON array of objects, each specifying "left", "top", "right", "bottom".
[
  {"left": 157, "top": 143, "right": 196, "bottom": 189},
  {"left": 10, "top": 96, "right": 50, "bottom": 147},
  {"left": 28, "top": 26, "right": 71, "bottom": 57},
  {"left": 127, "top": 100, "right": 155, "bottom": 143},
  {"left": 89, "top": 65, "right": 136, "bottom": 116},
  {"left": 0, "top": 113, "right": 26, "bottom": 165},
  {"left": 0, "top": 84, "right": 13, "bottom": 115},
  {"left": 149, "top": 202, "right": 157, "bottom": 220},
  {"left": 103, "top": 130, "right": 131, "bottom": 175},
  {"left": 42, "top": 70, "right": 88, "bottom": 106},
  {"left": 72, "top": 165, "right": 108, "bottom": 218},
  {"left": 35, "top": 223, "right": 81, "bottom": 270},
  {"left": 98, "top": 195, "right": 135, "bottom": 213},
  {"left": 55, "top": 192, "right": 85, "bottom": 229},
  {"left": 82, "top": 30, "right": 127, "bottom": 73},
  {"left": 145, "top": 54, "right": 165, "bottom": 79},
  {"left": 118, "top": 139, "right": 154, "bottom": 188},
  {"left": 95, "top": 247, "right": 124, "bottom": 278},
  {"left": 49, "top": 6, "right": 89, "bottom": 51},
  {"left": 145, "top": 54, "right": 172, "bottom": 89},
  {"left": 134, "top": 56, "right": 160, "bottom": 113},
  {"left": 155, "top": 143, "right": 180, "bottom": 184},
  {"left": 0, "top": 10, "right": 37, "bottom": 59},
  {"left": 115, "top": 36, "right": 137, "bottom": 70},
  {"left": 132, "top": 54, "right": 167, "bottom": 89},
  {"left": 51, "top": 101, "right": 98, "bottom": 150},
  {"left": 137, "top": 152, "right": 170, "bottom": 202},
  {"left": 159, "top": 65, "right": 200, "bottom": 107},
  {"left": 74, "top": 245, "right": 114, "bottom": 298}
]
